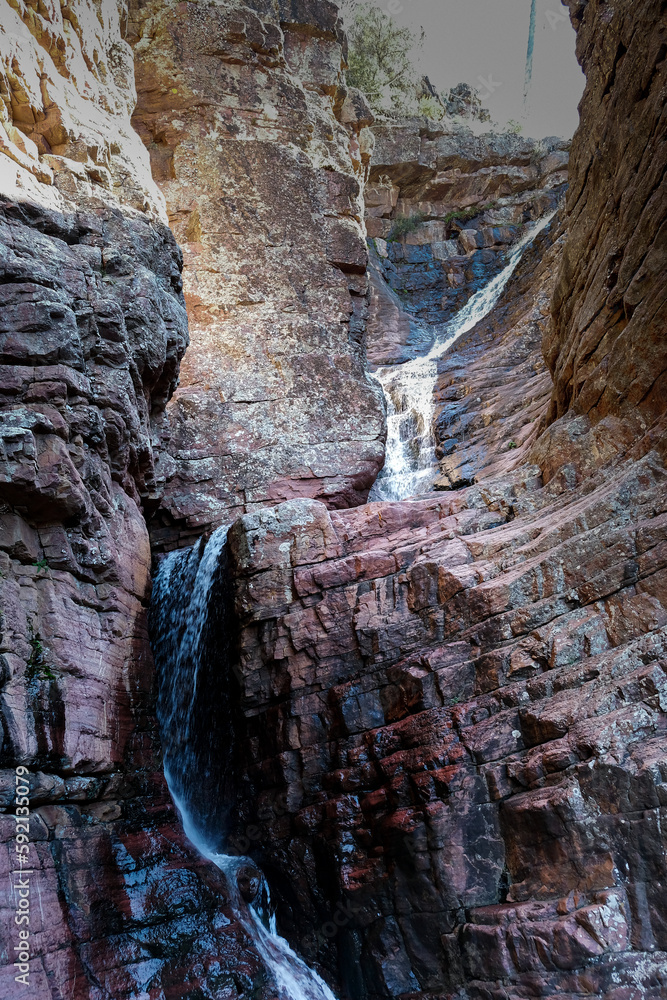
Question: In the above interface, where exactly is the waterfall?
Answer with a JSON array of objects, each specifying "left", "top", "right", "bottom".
[
  {"left": 369, "top": 212, "right": 556, "bottom": 502},
  {"left": 150, "top": 531, "right": 338, "bottom": 1000}
]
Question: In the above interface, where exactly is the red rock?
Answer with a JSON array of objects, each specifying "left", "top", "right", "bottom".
[{"left": 226, "top": 27, "right": 667, "bottom": 962}]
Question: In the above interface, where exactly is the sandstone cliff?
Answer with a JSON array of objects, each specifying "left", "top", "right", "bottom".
[
  {"left": 221, "top": 2, "right": 667, "bottom": 996},
  {"left": 128, "top": 0, "right": 386, "bottom": 551}
]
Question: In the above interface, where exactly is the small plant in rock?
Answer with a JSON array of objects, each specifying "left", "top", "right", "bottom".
[
  {"left": 530, "top": 138, "right": 548, "bottom": 165},
  {"left": 443, "top": 206, "right": 480, "bottom": 227},
  {"left": 26, "top": 622, "right": 56, "bottom": 681},
  {"left": 387, "top": 212, "right": 425, "bottom": 242},
  {"left": 441, "top": 201, "right": 501, "bottom": 230},
  {"left": 418, "top": 95, "right": 444, "bottom": 121},
  {"left": 507, "top": 440, "right": 518, "bottom": 449},
  {"left": 27, "top": 621, "right": 55, "bottom": 680},
  {"left": 33, "top": 557, "right": 49, "bottom": 573}
]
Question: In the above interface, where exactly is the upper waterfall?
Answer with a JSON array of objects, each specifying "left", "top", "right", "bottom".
[{"left": 369, "top": 211, "right": 557, "bottom": 502}]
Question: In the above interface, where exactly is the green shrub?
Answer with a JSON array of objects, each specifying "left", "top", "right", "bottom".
[
  {"left": 26, "top": 621, "right": 55, "bottom": 680},
  {"left": 443, "top": 206, "right": 480, "bottom": 226},
  {"left": 387, "top": 212, "right": 425, "bottom": 241},
  {"left": 442, "top": 201, "right": 499, "bottom": 230},
  {"left": 418, "top": 96, "right": 444, "bottom": 121}
]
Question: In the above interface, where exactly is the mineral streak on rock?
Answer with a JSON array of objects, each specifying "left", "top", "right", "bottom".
[{"left": 128, "top": 0, "right": 387, "bottom": 552}]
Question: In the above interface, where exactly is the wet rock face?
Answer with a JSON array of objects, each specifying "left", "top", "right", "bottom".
[
  {"left": 237, "top": 863, "right": 263, "bottom": 903},
  {"left": 0, "top": 199, "right": 257, "bottom": 998},
  {"left": 129, "top": 0, "right": 386, "bottom": 551},
  {"left": 223, "top": 2, "right": 667, "bottom": 997},
  {"left": 432, "top": 216, "right": 566, "bottom": 491},
  {"left": 365, "top": 122, "right": 569, "bottom": 364},
  {"left": 0, "top": 196, "right": 263, "bottom": 997},
  {"left": 227, "top": 469, "right": 667, "bottom": 999},
  {"left": 0, "top": 2, "right": 274, "bottom": 996}
]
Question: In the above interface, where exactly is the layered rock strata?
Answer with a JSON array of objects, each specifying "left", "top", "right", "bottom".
[
  {"left": 227, "top": 467, "right": 667, "bottom": 998},
  {"left": 543, "top": 0, "right": 667, "bottom": 467},
  {"left": 0, "top": 4, "right": 271, "bottom": 997},
  {"left": 431, "top": 216, "right": 566, "bottom": 491},
  {"left": 129, "top": 0, "right": 386, "bottom": 551},
  {"left": 221, "top": 1, "right": 667, "bottom": 997},
  {"left": 365, "top": 122, "right": 569, "bottom": 363}
]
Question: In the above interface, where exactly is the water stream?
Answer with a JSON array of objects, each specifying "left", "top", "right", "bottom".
[
  {"left": 369, "top": 212, "right": 556, "bottom": 501},
  {"left": 151, "top": 531, "right": 337, "bottom": 1000},
  {"left": 148, "top": 212, "right": 556, "bottom": 999}
]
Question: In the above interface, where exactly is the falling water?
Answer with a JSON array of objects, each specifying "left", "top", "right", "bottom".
[
  {"left": 150, "top": 532, "right": 338, "bottom": 1000},
  {"left": 369, "top": 212, "right": 556, "bottom": 501}
]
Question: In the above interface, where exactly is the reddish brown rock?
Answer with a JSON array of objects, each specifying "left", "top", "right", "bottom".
[
  {"left": 219, "top": 2, "right": 667, "bottom": 997},
  {"left": 0, "top": 3, "right": 272, "bottom": 997},
  {"left": 431, "top": 215, "right": 566, "bottom": 490},
  {"left": 0, "top": 0, "right": 665, "bottom": 998},
  {"left": 128, "top": 0, "right": 386, "bottom": 551},
  {"left": 541, "top": 0, "right": 667, "bottom": 474},
  {"left": 226, "top": 455, "right": 667, "bottom": 998}
]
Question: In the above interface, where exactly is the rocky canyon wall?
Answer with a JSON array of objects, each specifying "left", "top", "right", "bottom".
[
  {"left": 365, "top": 122, "right": 568, "bottom": 365},
  {"left": 0, "top": 4, "right": 273, "bottom": 997},
  {"left": 128, "top": 0, "right": 386, "bottom": 551},
  {"left": 541, "top": 0, "right": 667, "bottom": 476},
  {"left": 431, "top": 215, "right": 566, "bottom": 491},
  {"left": 0, "top": 1, "right": 665, "bottom": 999},
  {"left": 223, "top": 1, "right": 667, "bottom": 997}
]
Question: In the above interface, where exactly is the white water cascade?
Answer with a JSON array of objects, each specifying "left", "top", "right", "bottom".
[
  {"left": 369, "top": 212, "right": 556, "bottom": 502},
  {"left": 151, "top": 531, "right": 338, "bottom": 1000}
]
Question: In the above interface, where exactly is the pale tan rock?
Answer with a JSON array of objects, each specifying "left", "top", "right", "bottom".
[
  {"left": 129, "top": 0, "right": 386, "bottom": 550},
  {"left": 0, "top": 0, "right": 163, "bottom": 217}
]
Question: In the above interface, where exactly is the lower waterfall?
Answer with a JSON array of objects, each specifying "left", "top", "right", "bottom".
[
  {"left": 369, "top": 211, "right": 557, "bottom": 501},
  {"left": 150, "top": 530, "right": 338, "bottom": 1000}
]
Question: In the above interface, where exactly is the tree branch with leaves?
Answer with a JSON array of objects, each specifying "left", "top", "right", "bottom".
[{"left": 342, "top": 1, "right": 424, "bottom": 113}]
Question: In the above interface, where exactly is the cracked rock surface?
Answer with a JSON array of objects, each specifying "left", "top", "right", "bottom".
[
  {"left": 129, "top": 0, "right": 386, "bottom": 551},
  {"left": 222, "top": 1, "right": 667, "bottom": 996}
]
